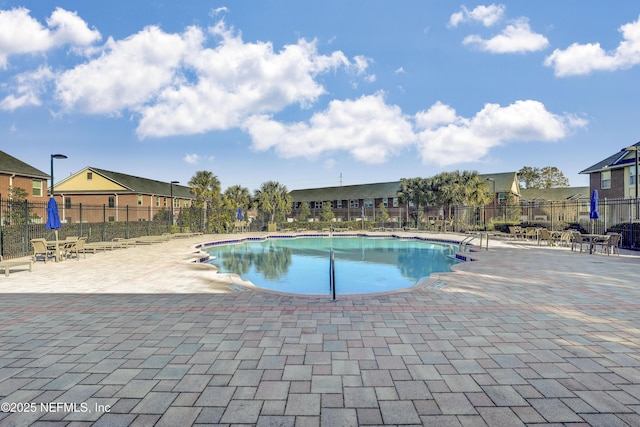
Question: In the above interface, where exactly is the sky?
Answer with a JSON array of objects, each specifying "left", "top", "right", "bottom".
[{"left": 1, "top": 1, "right": 639, "bottom": 193}]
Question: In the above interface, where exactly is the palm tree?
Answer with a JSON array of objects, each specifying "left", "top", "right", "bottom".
[
  {"left": 253, "top": 181, "right": 292, "bottom": 225},
  {"left": 225, "top": 185, "right": 251, "bottom": 216},
  {"left": 188, "top": 171, "right": 222, "bottom": 232},
  {"left": 397, "top": 177, "right": 434, "bottom": 228}
]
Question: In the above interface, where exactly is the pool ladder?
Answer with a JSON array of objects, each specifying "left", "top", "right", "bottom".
[
  {"left": 459, "top": 232, "right": 489, "bottom": 252},
  {"left": 329, "top": 248, "right": 336, "bottom": 300}
]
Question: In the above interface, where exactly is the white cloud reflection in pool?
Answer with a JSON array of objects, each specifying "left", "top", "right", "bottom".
[{"left": 206, "top": 236, "right": 458, "bottom": 295}]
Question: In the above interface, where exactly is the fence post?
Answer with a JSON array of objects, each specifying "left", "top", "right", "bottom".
[
  {"left": 126, "top": 205, "right": 130, "bottom": 238},
  {"left": 102, "top": 204, "right": 106, "bottom": 241},
  {"left": 0, "top": 195, "right": 3, "bottom": 257},
  {"left": 79, "top": 203, "right": 83, "bottom": 237}
]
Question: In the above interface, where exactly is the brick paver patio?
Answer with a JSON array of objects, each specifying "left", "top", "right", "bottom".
[{"left": 1, "top": 232, "right": 639, "bottom": 426}]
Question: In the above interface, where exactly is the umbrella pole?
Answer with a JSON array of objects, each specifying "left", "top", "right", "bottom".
[{"left": 55, "top": 230, "right": 59, "bottom": 262}]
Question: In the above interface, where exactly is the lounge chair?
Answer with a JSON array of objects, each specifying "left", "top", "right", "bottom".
[
  {"left": 0, "top": 256, "right": 32, "bottom": 276},
  {"left": 30, "top": 238, "right": 55, "bottom": 263}
]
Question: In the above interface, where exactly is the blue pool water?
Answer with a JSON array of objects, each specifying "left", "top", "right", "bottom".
[{"left": 205, "top": 236, "right": 458, "bottom": 295}]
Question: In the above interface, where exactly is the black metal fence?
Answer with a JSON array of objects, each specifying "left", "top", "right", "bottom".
[
  {"left": 4, "top": 196, "right": 640, "bottom": 258},
  {"left": 453, "top": 197, "right": 640, "bottom": 250},
  {"left": 0, "top": 198, "right": 209, "bottom": 259}
]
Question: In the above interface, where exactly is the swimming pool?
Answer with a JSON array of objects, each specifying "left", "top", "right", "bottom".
[{"left": 204, "top": 235, "right": 458, "bottom": 295}]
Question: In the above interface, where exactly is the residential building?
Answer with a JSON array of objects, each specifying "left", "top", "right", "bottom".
[
  {"left": 580, "top": 141, "right": 640, "bottom": 199},
  {"left": 519, "top": 187, "right": 590, "bottom": 223},
  {"left": 53, "top": 167, "right": 194, "bottom": 224},
  {"left": 0, "top": 150, "right": 49, "bottom": 203},
  {"left": 289, "top": 172, "right": 520, "bottom": 224}
]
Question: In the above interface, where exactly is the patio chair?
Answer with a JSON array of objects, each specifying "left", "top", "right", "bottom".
[
  {"left": 61, "top": 236, "right": 79, "bottom": 260},
  {"left": 599, "top": 233, "right": 621, "bottom": 255},
  {"left": 558, "top": 231, "right": 575, "bottom": 248},
  {"left": 538, "top": 228, "right": 557, "bottom": 246},
  {"left": 571, "top": 231, "right": 591, "bottom": 253},
  {"left": 30, "top": 238, "right": 55, "bottom": 263},
  {"left": 508, "top": 226, "right": 524, "bottom": 240},
  {"left": 65, "top": 237, "right": 87, "bottom": 260}
]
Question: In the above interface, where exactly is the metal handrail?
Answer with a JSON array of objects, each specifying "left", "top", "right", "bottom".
[{"left": 329, "top": 248, "right": 336, "bottom": 300}]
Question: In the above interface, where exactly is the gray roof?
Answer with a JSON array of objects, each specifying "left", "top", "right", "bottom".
[
  {"left": 520, "top": 186, "right": 590, "bottom": 202},
  {"left": 290, "top": 181, "right": 402, "bottom": 202},
  {"left": 580, "top": 141, "right": 640, "bottom": 174},
  {"left": 59, "top": 167, "right": 193, "bottom": 199},
  {"left": 290, "top": 172, "right": 519, "bottom": 202},
  {"left": 0, "top": 151, "right": 49, "bottom": 179}
]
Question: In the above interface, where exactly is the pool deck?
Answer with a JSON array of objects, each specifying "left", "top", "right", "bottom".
[{"left": 1, "top": 231, "right": 640, "bottom": 425}]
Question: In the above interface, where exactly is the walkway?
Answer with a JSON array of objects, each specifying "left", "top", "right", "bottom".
[{"left": 1, "top": 233, "right": 639, "bottom": 426}]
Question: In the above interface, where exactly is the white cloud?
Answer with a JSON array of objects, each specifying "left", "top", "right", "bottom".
[
  {"left": 544, "top": 15, "right": 640, "bottom": 76},
  {"left": 0, "top": 66, "right": 54, "bottom": 110},
  {"left": 244, "top": 93, "right": 416, "bottom": 164},
  {"left": 449, "top": 4, "right": 505, "bottom": 28},
  {"left": 183, "top": 153, "right": 200, "bottom": 164},
  {"left": 135, "top": 22, "right": 358, "bottom": 138},
  {"left": 415, "top": 100, "right": 587, "bottom": 166},
  {"left": 0, "top": 7, "right": 100, "bottom": 68},
  {"left": 463, "top": 18, "right": 549, "bottom": 53},
  {"left": 55, "top": 25, "right": 203, "bottom": 115}
]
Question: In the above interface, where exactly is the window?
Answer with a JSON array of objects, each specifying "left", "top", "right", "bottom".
[
  {"left": 65, "top": 198, "right": 71, "bottom": 209},
  {"left": 32, "top": 179, "right": 43, "bottom": 197},
  {"left": 156, "top": 196, "right": 160, "bottom": 207},
  {"left": 86, "top": 172, "right": 93, "bottom": 180},
  {"left": 364, "top": 199, "right": 373, "bottom": 208},
  {"left": 601, "top": 170, "right": 611, "bottom": 189},
  {"left": 163, "top": 197, "right": 167, "bottom": 207},
  {"left": 108, "top": 196, "right": 115, "bottom": 208},
  {"left": 314, "top": 201, "right": 323, "bottom": 209},
  {"left": 498, "top": 193, "right": 506, "bottom": 204},
  {"left": 349, "top": 199, "right": 359, "bottom": 208},
  {"left": 138, "top": 195, "right": 143, "bottom": 206},
  {"left": 382, "top": 198, "right": 388, "bottom": 208},
  {"left": 630, "top": 166, "right": 637, "bottom": 186},
  {"left": 336, "top": 200, "right": 343, "bottom": 208},
  {"left": 393, "top": 197, "right": 399, "bottom": 207},
  {"left": 173, "top": 198, "right": 179, "bottom": 208}
]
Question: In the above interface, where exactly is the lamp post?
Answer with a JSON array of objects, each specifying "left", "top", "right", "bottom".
[
  {"left": 169, "top": 180, "right": 179, "bottom": 231},
  {"left": 50, "top": 154, "right": 68, "bottom": 197},
  {"left": 626, "top": 145, "right": 639, "bottom": 220}
]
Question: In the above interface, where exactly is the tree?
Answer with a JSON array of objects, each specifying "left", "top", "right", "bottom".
[
  {"left": 518, "top": 166, "right": 570, "bottom": 189},
  {"left": 225, "top": 184, "right": 251, "bottom": 221},
  {"left": 6, "top": 187, "right": 34, "bottom": 225},
  {"left": 297, "top": 202, "right": 310, "bottom": 222},
  {"left": 398, "top": 177, "right": 434, "bottom": 228},
  {"left": 188, "top": 171, "right": 222, "bottom": 232},
  {"left": 430, "top": 170, "right": 491, "bottom": 217},
  {"left": 539, "top": 166, "right": 570, "bottom": 188},
  {"left": 320, "top": 202, "right": 335, "bottom": 222},
  {"left": 378, "top": 202, "right": 390, "bottom": 227},
  {"left": 254, "top": 181, "right": 292, "bottom": 224}
]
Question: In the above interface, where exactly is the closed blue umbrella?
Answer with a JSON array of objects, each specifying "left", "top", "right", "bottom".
[
  {"left": 590, "top": 190, "right": 599, "bottom": 234},
  {"left": 237, "top": 207, "right": 243, "bottom": 221},
  {"left": 590, "top": 190, "right": 600, "bottom": 220},
  {"left": 46, "top": 197, "right": 62, "bottom": 230},
  {"left": 46, "top": 196, "right": 62, "bottom": 260}
]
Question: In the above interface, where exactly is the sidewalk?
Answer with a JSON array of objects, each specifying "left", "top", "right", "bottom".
[{"left": 1, "top": 233, "right": 639, "bottom": 425}]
